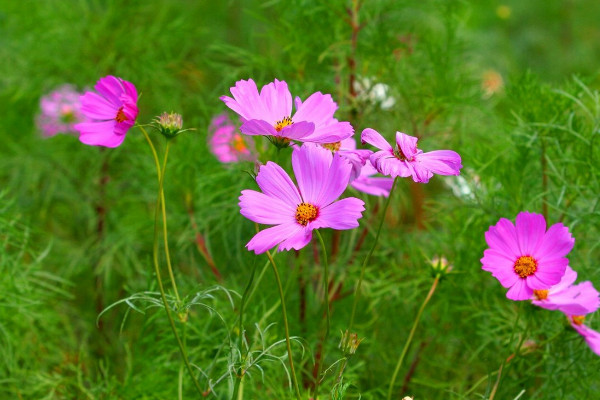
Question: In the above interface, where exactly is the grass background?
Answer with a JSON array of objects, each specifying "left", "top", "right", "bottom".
[{"left": 1, "top": 0, "right": 600, "bottom": 398}]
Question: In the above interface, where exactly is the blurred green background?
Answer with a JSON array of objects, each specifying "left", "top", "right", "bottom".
[{"left": 2, "top": 0, "right": 600, "bottom": 399}]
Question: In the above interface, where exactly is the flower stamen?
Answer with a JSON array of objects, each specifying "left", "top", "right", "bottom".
[
  {"left": 571, "top": 315, "right": 585, "bottom": 326},
  {"left": 533, "top": 289, "right": 549, "bottom": 300},
  {"left": 115, "top": 107, "right": 128, "bottom": 123},
  {"left": 295, "top": 202, "right": 318, "bottom": 226},
  {"left": 322, "top": 142, "right": 342, "bottom": 152},
  {"left": 393, "top": 145, "right": 408, "bottom": 161},
  {"left": 514, "top": 255, "right": 537, "bottom": 278},
  {"left": 274, "top": 116, "right": 293, "bottom": 132}
]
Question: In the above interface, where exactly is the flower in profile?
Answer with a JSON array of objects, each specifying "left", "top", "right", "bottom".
[
  {"left": 569, "top": 316, "right": 600, "bottom": 356},
  {"left": 37, "top": 84, "right": 86, "bottom": 137},
  {"left": 531, "top": 266, "right": 600, "bottom": 315},
  {"left": 74, "top": 75, "right": 138, "bottom": 148},
  {"left": 239, "top": 143, "right": 365, "bottom": 254},
  {"left": 208, "top": 114, "right": 255, "bottom": 163},
  {"left": 361, "top": 129, "right": 462, "bottom": 183},
  {"left": 481, "top": 212, "right": 575, "bottom": 300},
  {"left": 350, "top": 162, "right": 394, "bottom": 197},
  {"left": 221, "top": 79, "right": 353, "bottom": 147}
]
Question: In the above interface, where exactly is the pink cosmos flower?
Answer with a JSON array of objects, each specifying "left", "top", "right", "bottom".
[
  {"left": 208, "top": 114, "right": 255, "bottom": 163},
  {"left": 37, "top": 84, "right": 86, "bottom": 137},
  {"left": 221, "top": 79, "right": 354, "bottom": 147},
  {"left": 569, "top": 316, "right": 600, "bottom": 356},
  {"left": 350, "top": 162, "right": 395, "bottom": 197},
  {"left": 531, "top": 266, "right": 600, "bottom": 315},
  {"left": 74, "top": 75, "right": 139, "bottom": 148},
  {"left": 239, "top": 143, "right": 365, "bottom": 254},
  {"left": 481, "top": 212, "right": 575, "bottom": 301},
  {"left": 361, "top": 128, "right": 462, "bottom": 183}
]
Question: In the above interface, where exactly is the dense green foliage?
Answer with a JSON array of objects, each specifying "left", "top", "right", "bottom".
[{"left": 1, "top": 0, "right": 600, "bottom": 399}]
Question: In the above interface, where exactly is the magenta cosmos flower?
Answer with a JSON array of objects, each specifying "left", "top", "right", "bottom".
[
  {"left": 208, "top": 114, "right": 255, "bottom": 163},
  {"left": 37, "top": 84, "right": 86, "bottom": 137},
  {"left": 74, "top": 75, "right": 138, "bottom": 148},
  {"left": 239, "top": 143, "right": 365, "bottom": 254},
  {"left": 531, "top": 266, "right": 600, "bottom": 315},
  {"left": 221, "top": 79, "right": 353, "bottom": 147},
  {"left": 569, "top": 316, "right": 600, "bottom": 356},
  {"left": 481, "top": 212, "right": 575, "bottom": 301},
  {"left": 361, "top": 128, "right": 462, "bottom": 183}
]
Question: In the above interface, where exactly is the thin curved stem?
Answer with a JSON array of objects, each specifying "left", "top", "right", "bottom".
[
  {"left": 348, "top": 177, "right": 398, "bottom": 333},
  {"left": 159, "top": 140, "right": 180, "bottom": 303},
  {"left": 387, "top": 274, "right": 440, "bottom": 400},
  {"left": 265, "top": 249, "right": 302, "bottom": 400},
  {"left": 313, "top": 230, "right": 331, "bottom": 398},
  {"left": 140, "top": 125, "right": 203, "bottom": 395}
]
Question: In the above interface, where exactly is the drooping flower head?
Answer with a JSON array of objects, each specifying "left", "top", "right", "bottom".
[
  {"left": 239, "top": 143, "right": 365, "bottom": 254},
  {"left": 531, "top": 266, "right": 600, "bottom": 315},
  {"left": 361, "top": 128, "right": 462, "bottom": 183},
  {"left": 74, "top": 75, "right": 138, "bottom": 148},
  {"left": 208, "top": 114, "right": 255, "bottom": 163},
  {"left": 37, "top": 84, "right": 86, "bottom": 137},
  {"left": 481, "top": 212, "right": 575, "bottom": 301},
  {"left": 221, "top": 79, "right": 354, "bottom": 148},
  {"left": 568, "top": 315, "right": 600, "bottom": 356}
]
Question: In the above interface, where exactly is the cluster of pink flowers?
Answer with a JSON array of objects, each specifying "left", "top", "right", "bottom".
[
  {"left": 215, "top": 78, "right": 463, "bottom": 254},
  {"left": 482, "top": 212, "right": 600, "bottom": 355},
  {"left": 37, "top": 84, "right": 87, "bottom": 137}
]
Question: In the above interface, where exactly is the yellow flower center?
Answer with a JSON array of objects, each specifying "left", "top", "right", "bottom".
[
  {"left": 533, "top": 289, "right": 549, "bottom": 300},
  {"left": 115, "top": 107, "right": 128, "bottom": 123},
  {"left": 513, "top": 256, "right": 537, "bottom": 278},
  {"left": 274, "top": 116, "right": 293, "bottom": 132},
  {"left": 571, "top": 315, "right": 585, "bottom": 326},
  {"left": 321, "top": 142, "right": 342, "bottom": 152},
  {"left": 295, "top": 202, "right": 318, "bottom": 226}
]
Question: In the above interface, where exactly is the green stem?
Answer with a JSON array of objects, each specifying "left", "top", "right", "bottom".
[
  {"left": 348, "top": 177, "right": 398, "bottom": 333},
  {"left": 313, "top": 230, "right": 331, "bottom": 398},
  {"left": 387, "top": 274, "right": 440, "bottom": 400},
  {"left": 140, "top": 125, "right": 203, "bottom": 396},
  {"left": 489, "top": 304, "right": 523, "bottom": 400},
  {"left": 265, "top": 249, "right": 302, "bottom": 400}
]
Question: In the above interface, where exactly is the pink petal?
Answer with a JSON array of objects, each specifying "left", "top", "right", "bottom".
[
  {"left": 80, "top": 92, "right": 118, "bottom": 120},
  {"left": 484, "top": 218, "right": 520, "bottom": 259},
  {"left": 246, "top": 223, "right": 304, "bottom": 254},
  {"left": 350, "top": 175, "right": 394, "bottom": 197},
  {"left": 278, "top": 226, "right": 313, "bottom": 252},
  {"left": 549, "top": 265, "right": 578, "bottom": 294},
  {"left": 395, "top": 132, "right": 419, "bottom": 160},
  {"left": 292, "top": 144, "right": 332, "bottom": 204},
  {"left": 370, "top": 151, "right": 410, "bottom": 178},
  {"left": 94, "top": 75, "right": 123, "bottom": 106},
  {"left": 259, "top": 79, "right": 292, "bottom": 124},
  {"left": 506, "top": 279, "right": 533, "bottom": 301},
  {"left": 415, "top": 149, "right": 462, "bottom": 176},
  {"left": 75, "top": 121, "right": 126, "bottom": 148},
  {"left": 279, "top": 121, "right": 316, "bottom": 140},
  {"left": 315, "top": 152, "right": 352, "bottom": 206},
  {"left": 221, "top": 79, "right": 268, "bottom": 121},
  {"left": 292, "top": 92, "right": 337, "bottom": 126},
  {"left": 361, "top": 128, "right": 393, "bottom": 151},
  {"left": 514, "top": 212, "right": 547, "bottom": 256},
  {"left": 311, "top": 198, "right": 365, "bottom": 230},
  {"left": 255, "top": 162, "right": 301, "bottom": 206},
  {"left": 241, "top": 119, "right": 278, "bottom": 136},
  {"left": 536, "top": 222, "right": 575, "bottom": 260},
  {"left": 302, "top": 121, "right": 354, "bottom": 143},
  {"left": 239, "top": 190, "right": 295, "bottom": 225},
  {"left": 571, "top": 323, "right": 600, "bottom": 356},
  {"left": 481, "top": 250, "right": 519, "bottom": 287}
]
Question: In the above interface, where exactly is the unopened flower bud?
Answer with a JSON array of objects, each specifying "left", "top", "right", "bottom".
[
  {"left": 155, "top": 112, "right": 184, "bottom": 138},
  {"left": 430, "top": 256, "right": 453, "bottom": 276}
]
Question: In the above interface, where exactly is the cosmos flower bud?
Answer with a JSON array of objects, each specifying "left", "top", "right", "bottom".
[
  {"left": 430, "top": 256, "right": 453, "bottom": 276},
  {"left": 155, "top": 112, "right": 184, "bottom": 138}
]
